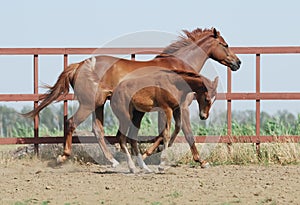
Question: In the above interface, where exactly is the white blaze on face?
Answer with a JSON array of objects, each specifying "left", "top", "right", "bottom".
[{"left": 200, "top": 110, "right": 208, "bottom": 119}]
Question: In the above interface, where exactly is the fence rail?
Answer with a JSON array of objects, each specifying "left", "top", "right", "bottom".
[{"left": 1, "top": 47, "right": 300, "bottom": 154}]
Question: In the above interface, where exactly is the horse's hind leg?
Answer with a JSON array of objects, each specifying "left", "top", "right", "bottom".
[
  {"left": 57, "top": 105, "right": 93, "bottom": 164},
  {"left": 158, "top": 108, "right": 172, "bottom": 172},
  {"left": 169, "top": 107, "right": 181, "bottom": 147},
  {"left": 128, "top": 111, "right": 152, "bottom": 172},
  {"left": 142, "top": 111, "right": 166, "bottom": 159},
  {"left": 142, "top": 108, "right": 181, "bottom": 159},
  {"left": 142, "top": 137, "right": 163, "bottom": 159},
  {"left": 116, "top": 121, "right": 138, "bottom": 173},
  {"left": 94, "top": 105, "right": 119, "bottom": 167}
]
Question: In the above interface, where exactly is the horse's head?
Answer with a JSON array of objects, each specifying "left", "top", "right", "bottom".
[
  {"left": 158, "top": 27, "right": 241, "bottom": 71},
  {"left": 196, "top": 76, "right": 218, "bottom": 120},
  {"left": 208, "top": 28, "right": 241, "bottom": 71}
]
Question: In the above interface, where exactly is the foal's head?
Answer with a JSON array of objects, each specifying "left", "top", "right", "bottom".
[{"left": 195, "top": 76, "right": 218, "bottom": 120}]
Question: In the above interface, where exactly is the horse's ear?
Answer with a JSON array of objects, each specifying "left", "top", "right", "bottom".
[
  {"left": 213, "top": 28, "right": 218, "bottom": 38},
  {"left": 213, "top": 76, "right": 219, "bottom": 89}
]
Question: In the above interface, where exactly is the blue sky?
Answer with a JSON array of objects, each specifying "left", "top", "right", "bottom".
[
  {"left": 1, "top": 0, "right": 300, "bottom": 115},
  {"left": 1, "top": 1, "right": 300, "bottom": 47}
]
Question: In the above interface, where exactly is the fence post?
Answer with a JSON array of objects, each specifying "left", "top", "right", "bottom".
[
  {"left": 33, "top": 54, "right": 39, "bottom": 155},
  {"left": 256, "top": 54, "right": 261, "bottom": 158},
  {"left": 131, "top": 53, "right": 136, "bottom": 60},
  {"left": 130, "top": 53, "right": 136, "bottom": 154},
  {"left": 63, "top": 54, "right": 68, "bottom": 147},
  {"left": 227, "top": 67, "right": 232, "bottom": 153}
]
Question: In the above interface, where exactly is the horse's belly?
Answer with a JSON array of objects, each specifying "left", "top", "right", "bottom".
[
  {"left": 134, "top": 101, "right": 154, "bottom": 113},
  {"left": 131, "top": 96, "right": 154, "bottom": 112}
]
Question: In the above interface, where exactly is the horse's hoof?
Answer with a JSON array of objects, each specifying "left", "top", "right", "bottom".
[
  {"left": 200, "top": 161, "right": 210, "bottom": 169},
  {"left": 56, "top": 155, "right": 67, "bottom": 164},
  {"left": 156, "top": 166, "right": 168, "bottom": 174},
  {"left": 142, "top": 153, "right": 148, "bottom": 160},
  {"left": 158, "top": 166, "right": 165, "bottom": 172},
  {"left": 143, "top": 167, "right": 153, "bottom": 173},
  {"left": 129, "top": 168, "right": 139, "bottom": 174},
  {"left": 111, "top": 159, "right": 120, "bottom": 168},
  {"left": 158, "top": 164, "right": 171, "bottom": 173}
]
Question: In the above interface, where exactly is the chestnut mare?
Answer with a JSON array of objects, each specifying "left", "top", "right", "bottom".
[
  {"left": 23, "top": 28, "right": 240, "bottom": 167},
  {"left": 110, "top": 68, "right": 218, "bottom": 173}
]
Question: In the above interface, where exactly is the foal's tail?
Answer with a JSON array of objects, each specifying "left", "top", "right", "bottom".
[{"left": 22, "top": 62, "right": 81, "bottom": 118}]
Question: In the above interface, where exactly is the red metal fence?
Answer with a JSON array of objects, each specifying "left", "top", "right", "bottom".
[{"left": 1, "top": 47, "right": 300, "bottom": 153}]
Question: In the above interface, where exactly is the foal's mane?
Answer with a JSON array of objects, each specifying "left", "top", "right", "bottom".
[
  {"left": 161, "top": 69, "right": 208, "bottom": 81},
  {"left": 161, "top": 69, "right": 215, "bottom": 90},
  {"left": 158, "top": 28, "right": 216, "bottom": 56}
]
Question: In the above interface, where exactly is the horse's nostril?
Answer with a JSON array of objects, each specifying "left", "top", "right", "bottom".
[{"left": 200, "top": 114, "right": 207, "bottom": 120}]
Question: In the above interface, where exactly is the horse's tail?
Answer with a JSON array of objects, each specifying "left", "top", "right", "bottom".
[{"left": 22, "top": 62, "right": 81, "bottom": 118}]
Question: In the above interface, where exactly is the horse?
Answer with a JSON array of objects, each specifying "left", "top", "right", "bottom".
[
  {"left": 22, "top": 27, "right": 240, "bottom": 167},
  {"left": 110, "top": 68, "right": 218, "bottom": 173}
]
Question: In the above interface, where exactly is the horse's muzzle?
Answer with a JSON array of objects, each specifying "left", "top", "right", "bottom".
[
  {"left": 230, "top": 59, "right": 241, "bottom": 71},
  {"left": 200, "top": 113, "right": 208, "bottom": 120}
]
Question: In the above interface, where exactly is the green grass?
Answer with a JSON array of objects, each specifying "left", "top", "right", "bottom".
[
  {"left": 3, "top": 106, "right": 300, "bottom": 138},
  {"left": 2, "top": 105, "right": 300, "bottom": 166}
]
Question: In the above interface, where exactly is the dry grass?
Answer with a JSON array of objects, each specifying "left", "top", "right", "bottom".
[
  {"left": 1, "top": 142, "right": 300, "bottom": 167},
  {"left": 178, "top": 142, "right": 300, "bottom": 166}
]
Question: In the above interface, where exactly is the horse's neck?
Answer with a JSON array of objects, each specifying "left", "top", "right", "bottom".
[
  {"left": 174, "top": 74, "right": 206, "bottom": 94},
  {"left": 172, "top": 38, "right": 212, "bottom": 72}
]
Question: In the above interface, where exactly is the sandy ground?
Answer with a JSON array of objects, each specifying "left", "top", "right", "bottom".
[{"left": 0, "top": 157, "right": 299, "bottom": 205}]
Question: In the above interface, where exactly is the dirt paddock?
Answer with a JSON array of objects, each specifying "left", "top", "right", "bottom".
[{"left": 0, "top": 155, "right": 299, "bottom": 205}]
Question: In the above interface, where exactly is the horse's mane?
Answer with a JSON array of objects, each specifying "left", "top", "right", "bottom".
[{"left": 158, "top": 28, "right": 216, "bottom": 56}]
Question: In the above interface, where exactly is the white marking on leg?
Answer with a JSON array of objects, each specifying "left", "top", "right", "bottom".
[
  {"left": 201, "top": 161, "right": 210, "bottom": 169},
  {"left": 126, "top": 153, "right": 137, "bottom": 173},
  {"left": 137, "top": 154, "right": 152, "bottom": 173},
  {"left": 111, "top": 158, "right": 120, "bottom": 168}
]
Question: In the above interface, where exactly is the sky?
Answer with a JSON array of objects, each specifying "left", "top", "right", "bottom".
[{"left": 1, "top": 0, "right": 300, "bottom": 115}]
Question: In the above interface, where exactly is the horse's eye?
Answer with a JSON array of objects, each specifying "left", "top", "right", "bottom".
[{"left": 220, "top": 42, "right": 228, "bottom": 48}]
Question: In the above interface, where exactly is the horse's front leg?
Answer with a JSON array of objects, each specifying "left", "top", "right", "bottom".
[
  {"left": 130, "top": 137, "right": 152, "bottom": 173},
  {"left": 181, "top": 93, "right": 209, "bottom": 168}
]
